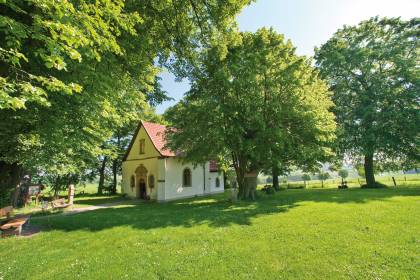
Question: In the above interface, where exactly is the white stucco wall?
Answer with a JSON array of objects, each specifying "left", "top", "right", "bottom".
[
  {"left": 163, "top": 158, "right": 205, "bottom": 201},
  {"left": 121, "top": 125, "right": 224, "bottom": 201},
  {"left": 205, "top": 161, "right": 225, "bottom": 194},
  {"left": 161, "top": 159, "right": 224, "bottom": 201},
  {"left": 156, "top": 158, "right": 166, "bottom": 201}
]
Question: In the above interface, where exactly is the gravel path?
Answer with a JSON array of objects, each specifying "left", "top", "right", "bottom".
[{"left": 31, "top": 199, "right": 135, "bottom": 220}]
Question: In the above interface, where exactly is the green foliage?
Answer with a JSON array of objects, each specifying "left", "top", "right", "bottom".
[
  {"left": 338, "top": 169, "right": 349, "bottom": 180},
  {"left": 355, "top": 164, "right": 366, "bottom": 178},
  {"left": 315, "top": 17, "right": 420, "bottom": 185},
  {"left": 317, "top": 171, "right": 330, "bottom": 188},
  {"left": 302, "top": 174, "right": 311, "bottom": 182},
  {"left": 0, "top": 0, "right": 141, "bottom": 110},
  {"left": 0, "top": 0, "right": 251, "bottom": 194},
  {"left": 166, "top": 28, "right": 336, "bottom": 199},
  {"left": 318, "top": 172, "right": 330, "bottom": 181}
]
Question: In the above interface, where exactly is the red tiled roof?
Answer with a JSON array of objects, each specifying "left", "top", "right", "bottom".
[
  {"left": 122, "top": 120, "right": 176, "bottom": 161},
  {"left": 141, "top": 121, "right": 175, "bottom": 157}
]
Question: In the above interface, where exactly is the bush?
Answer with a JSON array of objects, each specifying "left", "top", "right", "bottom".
[
  {"left": 262, "top": 185, "right": 275, "bottom": 195},
  {"left": 287, "top": 185, "right": 305, "bottom": 189},
  {"left": 361, "top": 182, "right": 388, "bottom": 189},
  {"left": 0, "top": 187, "right": 12, "bottom": 208}
]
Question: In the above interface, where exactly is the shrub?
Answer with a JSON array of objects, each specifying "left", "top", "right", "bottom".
[
  {"left": 0, "top": 187, "right": 12, "bottom": 208},
  {"left": 361, "top": 182, "right": 388, "bottom": 189},
  {"left": 287, "top": 185, "right": 305, "bottom": 189},
  {"left": 262, "top": 185, "right": 275, "bottom": 195}
]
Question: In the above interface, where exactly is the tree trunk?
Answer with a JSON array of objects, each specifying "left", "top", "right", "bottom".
[
  {"left": 231, "top": 154, "right": 258, "bottom": 200},
  {"left": 111, "top": 158, "right": 117, "bottom": 194},
  {"left": 53, "top": 177, "right": 60, "bottom": 199},
  {"left": 364, "top": 153, "right": 376, "bottom": 187},
  {"left": 241, "top": 172, "right": 258, "bottom": 200},
  {"left": 98, "top": 156, "right": 107, "bottom": 194},
  {"left": 272, "top": 165, "right": 279, "bottom": 191},
  {"left": 10, "top": 163, "right": 23, "bottom": 207},
  {"left": 232, "top": 155, "right": 245, "bottom": 199}
]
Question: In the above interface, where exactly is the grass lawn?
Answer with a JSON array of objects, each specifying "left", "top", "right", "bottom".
[{"left": 1, "top": 187, "right": 419, "bottom": 279}]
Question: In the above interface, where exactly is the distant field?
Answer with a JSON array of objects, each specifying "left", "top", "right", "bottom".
[{"left": 272, "top": 174, "right": 420, "bottom": 189}]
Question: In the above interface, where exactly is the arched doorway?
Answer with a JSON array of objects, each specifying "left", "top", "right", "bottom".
[{"left": 135, "top": 165, "right": 148, "bottom": 199}]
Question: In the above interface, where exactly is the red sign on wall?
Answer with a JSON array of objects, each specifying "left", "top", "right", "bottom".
[{"left": 209, "top": 160, "right": 218, "bottom": 172}]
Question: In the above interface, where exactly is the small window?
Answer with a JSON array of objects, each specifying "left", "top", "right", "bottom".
[
  {"left": 148, "top": 175, "right": 155, "bottom": 189},
  {"left": 216, "top": 177, "right": 220, "bottom": 188},
  {"left": 183, "top": 168, "right": 192, "bottom": 187},
  {"left": 139, "top": 139, "right": 145, "bottom": 154},
  {"left": 130, "top": 175, "right": 135, "bottom": 189}
]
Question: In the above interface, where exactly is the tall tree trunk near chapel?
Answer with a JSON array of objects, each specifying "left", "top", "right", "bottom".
[
  {"left": 237, "top": 171, "right": 258, "bottom": 200},
  {"left": 0, "top": 161, "right": 19, "bottom": 206},
  {"left": 98, "top": 156, "right": 107, "bottom": 194},
  {"left": 243, "top": 173, "right": 258, "bottom": 200},
  {"left": 364, "top": 153, "right": 376, "bottom": 187},
  {"left": 111, "top": 158, "right": 117, "bottom": 194},
  {"left": 10, "top": 163, "right": 23, "bottom": 207},
  {"left": 232, "top": 153, "right": 258, "bottom": 200},
  {"left": 272, "top": 165, "right": 279, "bottom": 191}
]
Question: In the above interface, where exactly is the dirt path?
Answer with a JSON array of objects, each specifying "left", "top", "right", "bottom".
[
  {"left": 4, "top": 200, "right": 138, "bottom": 238},
  {"left": 31, "top": 199, "right": 135, "bottom": 220}
]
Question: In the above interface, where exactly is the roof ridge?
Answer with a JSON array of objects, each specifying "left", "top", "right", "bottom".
[{"left": 122, "top": 120, "right": 175, "bottom": 161}]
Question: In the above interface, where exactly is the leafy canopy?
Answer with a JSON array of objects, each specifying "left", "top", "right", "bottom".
[
  {"left": 338, "top": 169, "right": 348, "bottom": 179},
  {"left": 0, "top": 0, "right": 251, "bottom": 179},
  {"left": 165, "top": 28, "right": 336, "bottom": 198},
  {"left": 315, "top": 17, "right": 419, "bottom": 173}
]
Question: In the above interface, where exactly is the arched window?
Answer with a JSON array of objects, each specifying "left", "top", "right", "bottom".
[
  {"left": 148, "top": 175, "right": 155, "bottom": 189},
  {"left": 130, "top": 175, "right": 135, "bottom": 189},
  {"left": 183, "top": 168, "right": 191, "bottom": 187},
  {"left": 216, "top": 177, "right": 220, "bottom": 188},
  {"left": 139, "top": 139, "right": 145, "bottom": 154}
]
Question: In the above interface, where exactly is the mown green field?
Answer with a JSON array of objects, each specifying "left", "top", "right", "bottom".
[
  {"left": 276, "top": 174, "right": 420, "bottom": 189},
  {"left": 1, "top": 186, "right": 419, "bottom": 280}
]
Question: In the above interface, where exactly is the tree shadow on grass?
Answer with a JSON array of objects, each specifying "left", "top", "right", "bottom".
[
  {"left": 35, "top": 187, "right": 420, "bottom": 233},
  {"left": 72, "top": 193, "right": 125, "bottom": 206}
]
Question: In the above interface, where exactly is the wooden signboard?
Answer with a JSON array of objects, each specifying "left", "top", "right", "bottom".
[{"left": 27, "top": 185, "right": 41, "bottom": 196}]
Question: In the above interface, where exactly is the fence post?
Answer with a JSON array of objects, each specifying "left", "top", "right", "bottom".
[{"left": 392, "top": 177, "right": 397, "bottom": 187}]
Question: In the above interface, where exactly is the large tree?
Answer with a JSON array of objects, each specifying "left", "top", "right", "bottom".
[
  {"left": 0, "top": 0, "right": 251, "bottom": 203},
  {"left": 165, "top": 28, "right": 336, "bottom": 199},
  {"left": 315, "top": 17, "right": 419, "bottom": 187}
]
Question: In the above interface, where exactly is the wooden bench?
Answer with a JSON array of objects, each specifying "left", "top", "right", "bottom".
[
  {"left": 0, "top": 206, "right": 30, "bottom": 237},
  {"left": 51, "top": 198, "right": 70, "bottom": 209}
]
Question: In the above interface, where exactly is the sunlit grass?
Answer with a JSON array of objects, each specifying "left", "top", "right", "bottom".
[{"left": 1, "top": 187, "right": 419, "bottom": 280}]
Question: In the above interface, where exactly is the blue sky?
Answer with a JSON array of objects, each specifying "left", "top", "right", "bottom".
[{"left": 155, "top": 0, "right": 419, "bottom": 114}]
